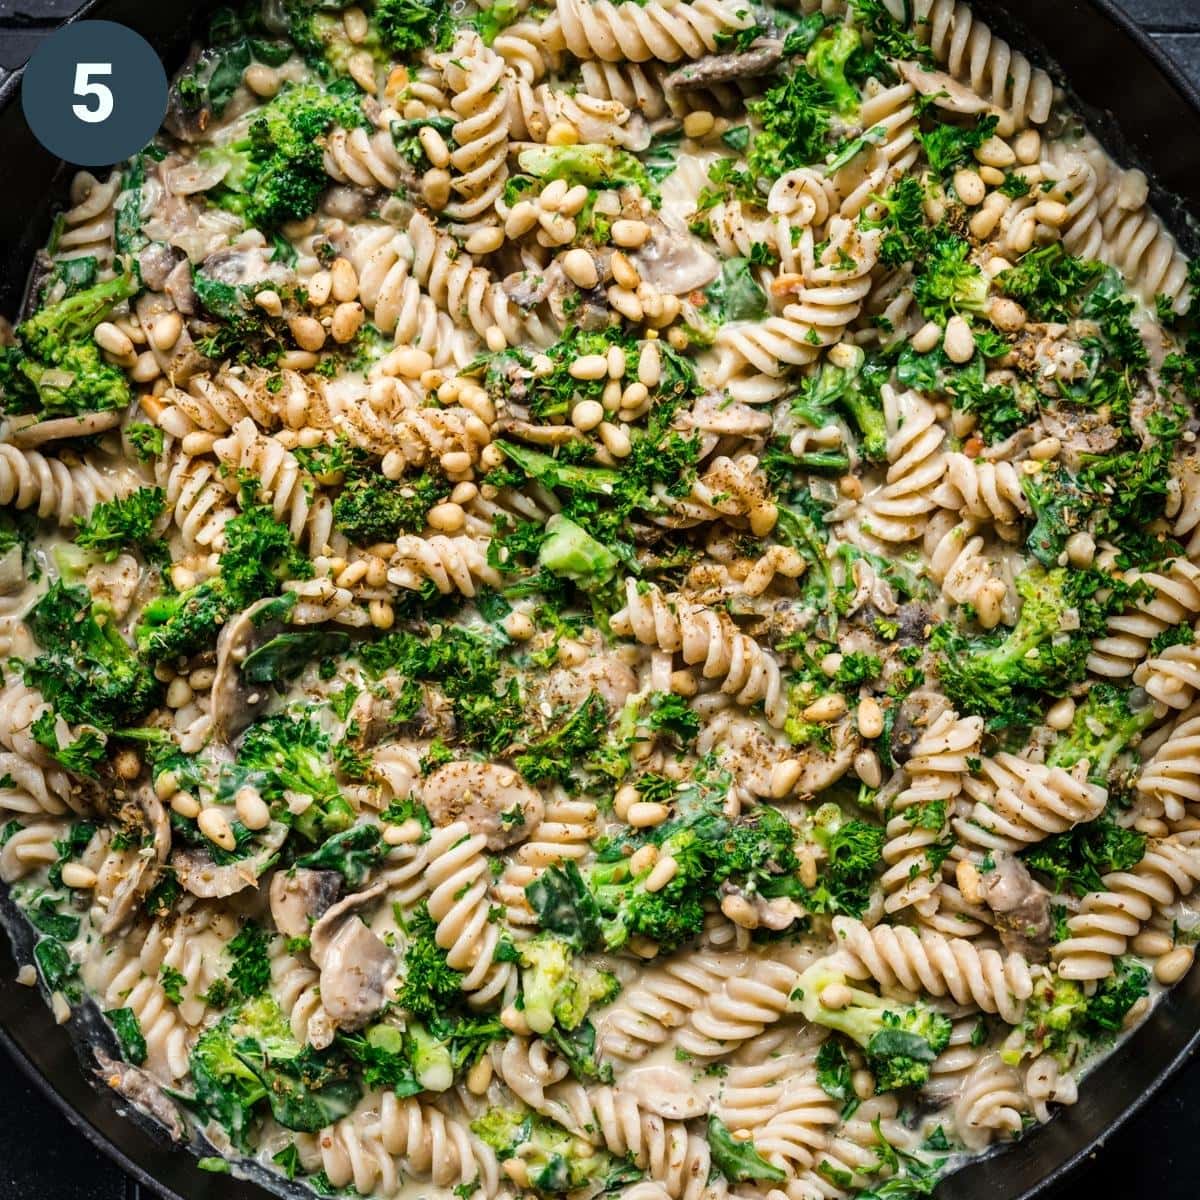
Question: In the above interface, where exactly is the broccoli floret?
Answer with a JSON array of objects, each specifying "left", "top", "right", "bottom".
[
  {"left": 866, "top": 175, "right": 929, "bottom": 268},
  {"left": 912, "top": 234, "right": 990, "bottom": 324},
  {"left": 237, "top": 712, "right": 353, "bottom": 841},
  {"left": 472, "top": 1108, "right": 639, "bottom": 1195},
  {"left": 536, "top": 514, "right": 619, "bottom": 590},
  {"left": 792, "top": 345, "right": 887, "bottom": 462},
  {"left": 806, "top": 25, "right": 861, "bottom": 116},
  {"left": 23, "top": 582, "right": 157, "bottom": 730},
  {"left": 1003, "top": 958, "right": 1150, "bottom": 1066},
  {"left": 513, "top": 693, "right": 610, "bottom": 789},
  {"left": 137, "top": 506, "right": 311, "bottom": 660},
  {"left": 0, "top": 274, "right": 138, "bottom": 417},
  {"left": 518, "top": 143, "right": 658, "bottom": 201},
  {"left": 997, "top": 245, "right": 1105, "bottom": 323},
  {"left": 332, "top": 469, "right": 446, "bottom": 545},
  {"left": 374, "top": 0, "right": 454, "bottom": 53},
  {"left": 74, "top": 487, "right": 166, "bottom": 563},
  {"left": 405, "top": 1021, "right": 454, "bottom": 1092},
  {"left": 1045, "top": 683, "right": 1156, "bottom": 779},
  {"left": 792, "top": 960, "right": 952, "bottom": 1092},
  {"left": 1021, "top": 814, "right": 1146, "bottom": 897},
  {"left": 396, "top": 902, "right": 464, "bottom": 1022},
  {"left": 204, "top": 83, "right": 366, "bottom": 230},
  {"left": 589, "top": 801, "right": 799, "bottom": 952},
  {"left": 935, "top": 567, "right": 1102, "bottom": 730},
  {"left": 519, "top": 933, "right": 620, "bottom": 1035},
  {"left": 801, "top": 803, "right": 886, "bottom": 918}
]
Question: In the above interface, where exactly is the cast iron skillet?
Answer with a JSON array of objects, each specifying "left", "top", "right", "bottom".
[{"left": 1, "top": 2, "right": 1199, "bottom": 1198}]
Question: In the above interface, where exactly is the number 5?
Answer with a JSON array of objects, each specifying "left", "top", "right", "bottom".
[{"left": 72, "top": 63, "right": 114, "bottom": 123}]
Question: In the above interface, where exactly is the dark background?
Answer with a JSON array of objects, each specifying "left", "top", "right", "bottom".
[{"left": 0, "top": 0, "right": 1198, "bottom": 1197}]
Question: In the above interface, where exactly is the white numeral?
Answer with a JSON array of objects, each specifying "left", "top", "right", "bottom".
[{"left": 72, "top": 63, "right": 114, "bottom": 124}]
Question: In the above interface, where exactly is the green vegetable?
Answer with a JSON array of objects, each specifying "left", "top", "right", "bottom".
[
  {"left": 513, "top": 692, "right": 610, "bottom": 789},
  {"left": 800, "top": 805, "right": 886, "bottom": 918},
  {"left": 333, "top": 469, "right": 446, "bottom": 545},
  {"left": 374, "top": 0, "right": 454, "bottom": 53},
  {"left": 537, "top": 514, "right": 619, "bottom": 590},
  {"left": 23, "top": 582, "right": 157, "bottom": 730},
  {"left": 518, "top": 933, "right": 619, "bottom": 1035},
  {"left": 74, "top": 488, "right": 166, "bottom": 562},
  {"left": 236, "top": 712, "right": 353, "bottom": 842},
  {"left": 806, "top": 25, "right": 862, "bottom": 116},
  {"left": 1045, "top": 683, "right": 1156, "bottom": 779},
  {"left": 792, "top": 960, "right": 952, "bottom": 1091},
  {"left": 0, "top": 274, "right": 137, "bottom": 418},
  {"left": 1021, "top": 814, "right": 1146, "bottom": 898},
  {"left": 918, "top": 114, "right": 999, "bottom": 177},
  {"left": 704, "top": 256, "right": 769, "bottom": 323},
  {"left": 518, "top": 143, "right": 658, "bottom": 201},
  {"left": 911, "top": 233, "right": 990, "bottom": 323},
  {"left": 747, "top": 65, "right": 837, "bottom": 183},
  {"left": 790, "top": 345, "right": 887, "bottom": 462},
  {"left": 707, "top": 1114, "right": 787, "bottom": 1183},
  {"left": 472, "top": 1108, "right": 640, "bottom": 1194},
  {"left": 30, "top": 711, "right": 107, "bottom": 780},
  {"left": 105, "top": 1007, "right": 148, "bottom": 1065},
  {"left": 295, "top": 824, "right": 384, "bottom": 886},
  {"left": 240, "top": 630, "right": 353, "bottom": 685},
  {"left": 137, "top": 505, "right": 312, "bottom": 661},
  {"left": 203, "top": 82, "right": 367, "bottom": 230}
]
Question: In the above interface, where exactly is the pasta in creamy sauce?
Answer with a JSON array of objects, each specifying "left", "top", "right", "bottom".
[{"left": 1, "top": 0, "right": 1200, "bottom": 1197}]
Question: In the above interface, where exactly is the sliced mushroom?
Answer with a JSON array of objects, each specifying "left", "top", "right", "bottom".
[
  {"left": 539, "top": 658, "right": 639, "bottom": 716},
  {"left": 898, "top": 62, "right": 995, "bottom": 115},
  {"left": 99, "top": 786, "right": 171, "bottom": 934},
  {"left": 619, "top": 1068, "right": 711, "bottom": 1119},
  {"left": 979, "top": 851, "right": 1054, "bottom": 961},
  {"left": 210, "top": 597, "right": 289, "bottom": 743},
  {"left": 164, "top": 257, "right": 198, "bottom": 317},
  {"left": 270, "top": 867, "right": 343, "bottom": 938},
  {"left": 173, "top": 821, "right": 289, "bottom": 899},
  {"left": 632, "top": 219, "right": 719, "bottom": 296},
  {"left": 309, "top": 882, "right": 395, "bottom": 1040},
  {"left": 664, "top": 38, "right": 784, "bottom": 90},
  {"left": 139, "top": 243, "right": 185, "bottom": 292},
  {"left": 0, "top": 544, "right": 22, "bottom": 595},
  {"left": 421, "top": 761, "right": 544, "bottom": 850},
  {"left": 6, "top": 411, "right": 124, "bottom": 448},
  {"left": 95, "top": 1051, "right": 185, "bottom": 1141},
  {"left": 199, "top": 244, "right": 295, "bottom": 291}
]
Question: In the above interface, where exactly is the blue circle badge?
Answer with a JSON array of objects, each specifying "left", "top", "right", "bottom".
[{"left": 21, "top": 20, "right": 168, "bottom": 166}]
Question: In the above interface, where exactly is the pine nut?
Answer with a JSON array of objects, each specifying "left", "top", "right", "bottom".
[
  {"left": 546, "top": 120, "right": 579, "bottom": 146},
  {"left": 307, "top": 271, "right": 332, "bottom": 306},
  {"left": 427, "top": 502, "right": 466, "bottom": 533},
  {"left": 644, "top": 856, "right": 678, "bottom": 892},
  {"left": 819, "top": 983, "right": 853, "bottom": 1010},
  {"left": 989, "top": 296, "right": 1027, "bottom": 332},
  {"left": 94, "top": 322, "right": 133, "bottom": 357},
  {"left": 598, "top": 421, "right": 631, "bottom": 458},
  {"left": 570, "top": 354, "right": 609, "bottom": 380},
  {"left": 244, "top": 63, "right": 281, "bottom": 97},
  {"left": 235, "top": 786, "right": 271, "bottom": 831},
  {"left": 612, "top": 219, "right": 650, "bottom": 248},
  {"left": 770, "top": 759, "right": 803, "bottom": 798},
  {"left": 854, "top": 748, "right": 882, "bottom": 788},
  {"left": 562, "top": 248, "right": 599, "bottom": 288},
  {"left": 628, "top": 802, "right": 669, "bottom": 828},
  {"left": 386, "top": 347, "right": 433, "bottom": 378},
  {"left": 953, "top": 168, "right": 987, "bottom": 206},
  {"left": 629, "top": 845, "right": 659, "bottom": 874},
  {"left": 61, "top": 863, "right": 98, "bottom": 889},
  {"left": 975, "top": 136, "right": 1016, "bottom": 168},
  {"left": 466, "top": 226, "right": 505, "bottom": 255},
  {"left": 255, "top": 289, "right": 283, "bottom": 317},
  {"left": 637, "top": 342, "right": 661, "bottom": 388},
  {"left": 198, "top": 806, "right": 237, "bottom": 851},
  {"left": 418, "top": 125, "right": 451, "bottom": 168},
  {"left": 857, "top": 697, "right": 884, "bottom": 739},
  {"left": 331, "top": 301, "right": 364, "bottom": 344},
  {"left": 912, "top": 321, "right": 942, "bottom": 354},
  {"left": 803, "top": 694, "right": 846, "bottom": 722},
  {"left": 611, "top": 251, "right": 640, "bottom": 290},
  {"left": 721, "top": 893, "right": 759, "bottom": 928},
  {"left": 1045, "top": 697, "right": 1076, "bottom": 730},
  {"left": 1013, "top": 129, "right": 1042, "bottom": 164},
  {"left": 1066, "top": 531, "right": 1096, "bottom": 568},
  {"left": 1035, "top": 199, "right": 1069, "bottom": 227},
  {"left": 466, "top": 1055, "right": 493, "bottom": 1095},
  {"left": 485, "top": 325, "right": 507, "bottom": 353},
  {"left": 1155, "top": 946, "right": 1194, "bottom": 985},
  {"left": 171, "top": 791, "right": 200, "bottom": 819},
  {"left": 421, "top": 167, "right": 451, "bottom": 210},
  {"left": 944, "top": 315, "right": 976, "bottom": 364},
  {"left": 330, "top": 257, "right": 359, "bottom": 303},
  {"left": 608, "top": 286, "right": 643, "bottom": 322},
  {"left": 151, "top": 312, "right": 182, "bottom": 351},
  {"left": 289, "top": 316, "right": 326, "bottom": 352},
  {"left": 683, "top": 110, "right": 715, "bottom": 138},
  {"left": 956, "top": 860, "right": 983, "bottom": 904},
  {"left": 572, "top": 399, "right": 604, "bottom": 431}
]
